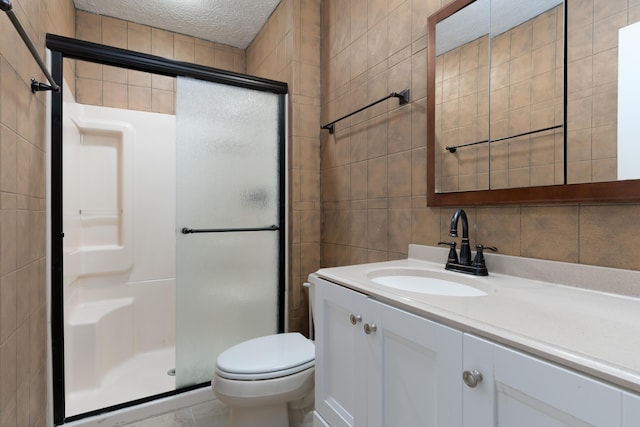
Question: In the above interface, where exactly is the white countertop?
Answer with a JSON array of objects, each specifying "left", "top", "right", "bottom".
[{"left": 313, "top": 245, "right": 640, "bottom": 394}]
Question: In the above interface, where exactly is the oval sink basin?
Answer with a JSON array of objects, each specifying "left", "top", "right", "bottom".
[{"left": 369, "top": 271, "right": 488, "bottom": 297}]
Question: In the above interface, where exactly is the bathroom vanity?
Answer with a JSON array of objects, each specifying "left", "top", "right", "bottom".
[{"left": 310, "top": 245, "right": 640, "bottom": 427}]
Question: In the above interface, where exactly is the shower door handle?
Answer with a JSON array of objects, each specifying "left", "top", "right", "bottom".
[{"left": 181, "top": 225, "right": 279, "bottom": 234}]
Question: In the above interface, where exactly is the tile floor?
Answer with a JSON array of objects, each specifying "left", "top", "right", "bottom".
[
  {"left": 123, "top": 400, "right": 229, "bottom": 427},
  {"left": 123, "top": 401, "right": 315, "bottom": 427}
]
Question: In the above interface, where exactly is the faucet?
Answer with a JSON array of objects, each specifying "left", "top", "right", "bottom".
[
  {"left": 449, "top": 208, "right": 471, "bottom": 265},
  {"left": 438, "top": 208, "right": 497, "bottom": 276}
]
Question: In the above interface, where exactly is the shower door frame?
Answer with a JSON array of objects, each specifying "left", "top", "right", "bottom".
[{"left": 47, "top": 34, "right": 288, "bottom": 426}]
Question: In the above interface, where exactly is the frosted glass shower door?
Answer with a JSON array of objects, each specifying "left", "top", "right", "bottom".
[{"left": 175, "top": 77, "right": 282, "bottom": 387}]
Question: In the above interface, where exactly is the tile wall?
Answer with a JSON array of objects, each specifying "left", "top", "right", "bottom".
[
  {"left": 247, "top": 0, "right": 322, "bottom": 335},
  {"left": 0, "top": 0, "right": 75, "bottom": 425},
  {"left": 320, "top": 0, "right": 439, "bottom": 266},
  {"left": 566, "top": 0, "right": 640, "bottom": 183},
  {"left": 75, "top": 11, "right": 246, "bottom": 113},
  {"left": 320, "top": 0, "right": 640, "bottom": 272}
]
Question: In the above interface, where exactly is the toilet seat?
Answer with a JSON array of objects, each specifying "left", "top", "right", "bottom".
[{"left": 216, "top": 332, "right": 315, "bottom": 380}]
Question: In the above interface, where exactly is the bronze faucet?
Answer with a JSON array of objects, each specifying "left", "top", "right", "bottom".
[
  {"left": 449, "top": 208, "right": 471, "bottom": 265},
  {"left": 438, "top": 209, "right": 497, "bottom": 276}
]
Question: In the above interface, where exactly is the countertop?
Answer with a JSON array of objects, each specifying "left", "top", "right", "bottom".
[{"left": 313, "top": 244, "right": 640, "bottom": 394}]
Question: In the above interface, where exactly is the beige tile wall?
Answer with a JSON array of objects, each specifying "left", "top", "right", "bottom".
[
  {"left": 435, "top": 5, "right": 564, "bottom": 192},
  {"left": 567, "top": 0, "right": 640, "bottom": 183},
  {"left": 247, "top": 0, "right": 322, "bottom": 335},
  {"left": 0, "top": 0, "right": 75, "bottom": 425},
  {"left": 320, "top": 0, "right": 640, "bottom": 273},
  {"left": 321, "top": 0, "right": 435, "bottom": 266},
  {"left": 75, "top": 11, "right": 246, "bottom": 113}
]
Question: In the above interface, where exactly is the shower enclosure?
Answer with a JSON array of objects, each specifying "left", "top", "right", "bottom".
[{"left": 48, "top": 35, "right": 287, "bottom": 425}]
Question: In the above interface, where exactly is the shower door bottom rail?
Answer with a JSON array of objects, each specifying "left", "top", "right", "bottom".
[{"left": 181, "top": 225, "right": 279, "bottom": 234}]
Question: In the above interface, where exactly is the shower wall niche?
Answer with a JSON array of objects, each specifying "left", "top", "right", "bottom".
[{"left": 64, "top": 101, "right": 134, "bottom": 278}]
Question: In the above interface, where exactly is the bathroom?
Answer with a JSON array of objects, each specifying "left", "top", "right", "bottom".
[{"left": 1, "top": 0, "right": 640, "bottom": 425}]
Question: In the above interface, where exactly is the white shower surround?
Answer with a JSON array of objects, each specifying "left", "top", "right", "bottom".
[{"left": 62, "top": 87, "right": 178, "bottom": 416}]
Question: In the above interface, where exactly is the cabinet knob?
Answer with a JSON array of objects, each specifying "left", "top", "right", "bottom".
[
  {"left": 462, "top": 369, "right": 483, "bottom": 388},
  {"left": 349, "top": 313, "right": 362, "bottom": 325},
  {"left": 364, "top": 323, "right": 377, "bottom": 334}
]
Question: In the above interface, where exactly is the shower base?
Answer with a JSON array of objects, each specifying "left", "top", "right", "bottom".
[{"left": 66, "top": 347, "right": 175, "bottom": 417}]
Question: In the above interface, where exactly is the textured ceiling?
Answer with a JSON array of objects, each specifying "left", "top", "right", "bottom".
[{"left": 73, "top": 0, "right": 282, "bottom": 49}]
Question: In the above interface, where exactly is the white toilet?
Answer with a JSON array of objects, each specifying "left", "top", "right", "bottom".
[{"left": 212, "top": 284, "right": 315, "bottom": 427}]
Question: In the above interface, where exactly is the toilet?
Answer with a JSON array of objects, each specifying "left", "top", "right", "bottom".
[{"left": 212, "top": 283, "right": 315, "bottom": 427}]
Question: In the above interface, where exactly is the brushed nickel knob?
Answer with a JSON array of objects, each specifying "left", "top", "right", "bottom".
[
  {"left": 364, "top": 323, "right": 377, "bottom": 334},
  {"left": 463, "top": 369, "right": 483, "bottom": 388},
  {"left": 349, "top": 313, "right": 362, "bottom": 325}
]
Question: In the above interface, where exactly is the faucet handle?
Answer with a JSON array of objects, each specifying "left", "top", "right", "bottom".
[
  {"left": 438, "top": 241, "right": 459, "bottom": 264},
  {"left": 473, "top": 244, "right": 497, "bottom": 268}
]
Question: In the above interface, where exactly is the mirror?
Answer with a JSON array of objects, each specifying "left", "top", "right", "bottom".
[{"left": 427, "top": 0, "right": 640, "bottom": 206}]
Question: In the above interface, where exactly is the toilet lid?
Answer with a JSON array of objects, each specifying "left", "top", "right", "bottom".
[{"left": 216, "top": 332, "right": 315, "bottom": 380}]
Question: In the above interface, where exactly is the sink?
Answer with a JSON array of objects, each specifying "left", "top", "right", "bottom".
[{"left": 367, "top": 268, "right": 488, "bottom": 297}]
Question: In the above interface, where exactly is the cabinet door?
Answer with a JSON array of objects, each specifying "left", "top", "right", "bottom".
[
  {"left": 462, "top": 334, "right": 495, "bottom": 427},
  {"left": 623, "top": 392, "right": 640, "bottom": 426},
  {"left": 314, "top": 277, "right": 368, "bottom": 427},
  {"left": 371, "top": 300, "right": 463, "bottom": 427},
  {"left": 464, "top": 334, "right": 623, "bottom": 427}
]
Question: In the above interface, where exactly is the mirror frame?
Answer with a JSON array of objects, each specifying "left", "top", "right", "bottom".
[{"left": 427, "top": 0, "right": 640, "bottom": 206}]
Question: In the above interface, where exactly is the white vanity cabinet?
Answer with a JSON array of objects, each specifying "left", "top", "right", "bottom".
[
  {"left": 463, "top": 334, "right": 627, "bottom": 426},
  {"left": 313, "top": 277, "right": 463, "bottom": 427},
  {"left": 314, "top": 276, "right": 640, "bottom": 427}
]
